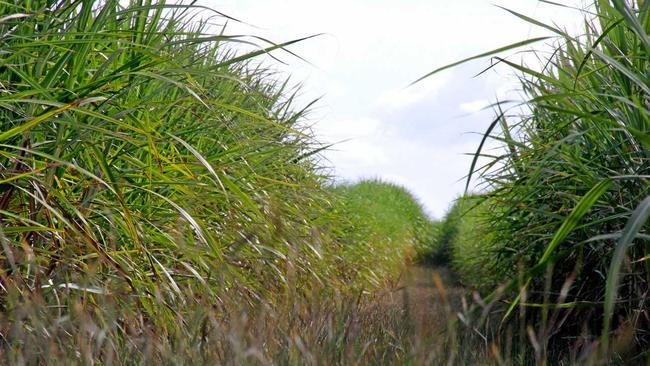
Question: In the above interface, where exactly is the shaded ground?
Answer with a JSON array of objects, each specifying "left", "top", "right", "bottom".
[
  {"left": 393, "top": 265, "right": 503, "bottom": 364},
  {"left": 396, "top": 265, "right": 465, "bottom": 337},
  {"left": 351, "top": 264, "right": 491, "bottom": 364}
]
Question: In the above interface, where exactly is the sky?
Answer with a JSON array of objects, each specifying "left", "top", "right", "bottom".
[{"left": 196, "top": 0, "right": 587, "bottom": 218}]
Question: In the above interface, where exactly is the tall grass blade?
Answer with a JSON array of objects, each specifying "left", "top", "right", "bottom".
[
  {"left": 601, "top": 195, "right": 650, "bottom": 352},
  {"left": 410, "top": 37, "right": 551, "bottom": 85}
]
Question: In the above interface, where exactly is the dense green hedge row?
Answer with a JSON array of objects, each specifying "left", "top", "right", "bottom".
[
  {"left": 332, "top": 180, "right": 437, "bottom": 285},
  {"left": 421, "top": 1, "right": 650, "bottom": 362},
  {"left": 0, "top": 1, "right": 433, "bottom": 363}
]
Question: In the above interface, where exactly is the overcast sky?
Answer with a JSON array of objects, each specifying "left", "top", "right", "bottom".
[{"left": 196, "top": 0, "right": 587, "bottom": 218}]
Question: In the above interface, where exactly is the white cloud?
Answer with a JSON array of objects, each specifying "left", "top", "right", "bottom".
[
  {"left": 314, "top": 117, "right": 382, "bottom": 142},
  {"left": 459, "top": 99, "right": 490, "bottom": 114},
  {"left": 375, "top": 75, "right": 449, "bottom": 112}
]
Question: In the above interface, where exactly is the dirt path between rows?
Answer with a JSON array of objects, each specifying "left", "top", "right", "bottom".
[{"left": 395, "top": 265, "right": 467, "bottom": 340}]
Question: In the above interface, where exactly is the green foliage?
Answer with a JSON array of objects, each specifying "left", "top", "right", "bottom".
[
  {"left": 483, "top": 2, "right": 650, "bottom": 357},
  {"left": 424, "top": 197, "right": 465, "bottom": 264},
  {"left": 0, "top": 1, "right": 443, "bottom": 363},
  {"left": 419, "top": 195, "right": 504, "bottom": 291},
  {"left": 448, "top": 197, "right": 503, "bottom": 291},
  {"left": 13, "top": 0, "right": 650, "bottom": 363},
  {"left": 331, "top": 179, "right": 436, "bottom": 285},
  {"left": 0, "top": 0, "right": 327, "bottom": 301},
  {"left": 0, "top": 0, "right": 435, "bottom": 362},
  {"left": 417, "top": 0, "right": 650, "bottom": 362}
]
